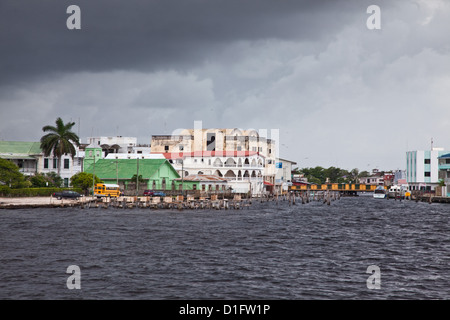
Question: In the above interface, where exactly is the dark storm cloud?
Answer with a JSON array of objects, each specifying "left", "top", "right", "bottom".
[
  {"left": 2, "top": 0, "right": 448, "bottom": 170},
  {"left": 0, "top": 0, "right": 367, "bottom": 85}
]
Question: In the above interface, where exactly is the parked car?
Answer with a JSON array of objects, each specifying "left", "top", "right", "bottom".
[
  {"left": 52, "top": 190, "right": 81, "bottom": 200},
  {"left": 143, "top": 190, "right": 166, "bottom": 197}
]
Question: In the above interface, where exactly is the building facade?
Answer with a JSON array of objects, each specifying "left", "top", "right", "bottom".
[
  {"left": 438, "top": 153, "right": 450, "bottom": 197},
  {"left": 0, "top": 141, "right": 83, "bottom": 187},
  {"left": 155, "top": 151, "right": 265, "bottom": 196},
  {"left": 406, "top": 148, "right": 448, "bottom": 191},
  {"left": 274, "top": 158, "right": 297, "bottom": 194},
  {"left": 83, "top": 157, "right": 181, "bottom": 195},
  {"left": 151, "top": 125, "right": 278, "bottom": 187}
]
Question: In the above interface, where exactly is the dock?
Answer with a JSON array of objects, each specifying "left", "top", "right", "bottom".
[{"left": 0, "top": 191, "right": 344, "bottom": 210}]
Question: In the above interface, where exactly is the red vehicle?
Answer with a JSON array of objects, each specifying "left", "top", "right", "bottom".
[{"left": 143, "top": 190, "right": 166, "bottom": 197}]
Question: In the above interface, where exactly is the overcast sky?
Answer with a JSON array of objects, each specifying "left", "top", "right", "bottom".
[{"left": 1, "top": 0, "right": 449, "bottom": 171}]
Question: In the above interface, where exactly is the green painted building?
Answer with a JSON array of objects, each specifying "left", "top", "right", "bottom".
[
  {"left": 83, "top": 157, "right": 198, "bottom": 192},
  {"left": 0, "top": 141, "right": 42, "bottom": 176}
]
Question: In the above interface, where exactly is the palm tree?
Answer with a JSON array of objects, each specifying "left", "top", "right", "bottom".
[{"left": 40, "top": 117, "right": 80, "bottom": 177}]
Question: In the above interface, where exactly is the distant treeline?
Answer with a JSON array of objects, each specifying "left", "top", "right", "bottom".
[{"left": 293, "top": 167, "right": 372, "bottom": 185}]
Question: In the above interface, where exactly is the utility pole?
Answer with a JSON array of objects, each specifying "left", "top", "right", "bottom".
[
  {"left": 92, "top": 153, "right": 96, "bottom": 198},
  {"left": 136, "top": 157, "right": 139, "bottom": 197},
  {"left": 181, "top": 158, "right": 184, "bottom": 197},
  {"left": 116, "top": 159, "right": 119, "bottom": 185}
]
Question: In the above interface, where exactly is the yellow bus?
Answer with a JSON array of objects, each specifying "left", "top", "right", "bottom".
[{"left": 94, "top": 183, "right": 121, "bottom": 198}]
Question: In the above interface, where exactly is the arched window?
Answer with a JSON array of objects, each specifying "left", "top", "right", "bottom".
[
  {"left": 225, "top": 170, "right": 236, "bottom": 179},
  {"left": 225, "top": 158, "right": 236, "bottom": 167},
  {"left": 213, "top": 158, "right": 223, "bottom": 167}
]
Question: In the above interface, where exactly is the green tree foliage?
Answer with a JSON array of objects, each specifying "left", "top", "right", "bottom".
[
  {"left": 0, "top": 158, "right": 29, "bottom": 188},
  {"left": 300, "top": 166, "right": 352, "bottom": 184},
  {"left": 299, "top": 166, "right": 383, "bottom": 185},
  {"left": 70, "top": 172, "right": 102, "bottom": 192},
  {"left": 131, "top": 174, "right": 145, "bottom": 183},
  {"left": 40, "top": 117, "right": 80, "bottom": 175},
  {"left": 28, "top": 172, "right": 63, "bottom": 188}
]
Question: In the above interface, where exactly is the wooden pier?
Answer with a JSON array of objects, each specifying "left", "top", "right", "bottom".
[{"left": 0, "top": 190, "right": 345, "bottom": 210}]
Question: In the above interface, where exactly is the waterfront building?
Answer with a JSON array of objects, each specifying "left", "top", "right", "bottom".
[
  {"left": 0, "top": 140, "right": 84, "bottom": 187},
  {"left": 406, "top": 148, "right": 449, "bottom": 192},
  {"left": 83, "top": 157, "right": 186, "bottom": 195},
  {"left": 358, "top": 175, "right": 384, "bottom": 185},
  {"left": 173, "top": 174, "right": 228, "bottom": 193},
  {"left": 155, "top": 151, "right": 265, "bottom": 196},
  {"left": 393, "top": 169, "right": 407, "bottom": 185},
  {"left": 438, "top": 153, "right": 450, "bottom": 197},
  {"left": 150, "top": 125, "right": 278, "bottom": 189},
  {"left": 274, "top": 158, "right": 297, "bottom": 194},
  {"left": 0, "top": 141, "right": 42, "bottom": 176}
]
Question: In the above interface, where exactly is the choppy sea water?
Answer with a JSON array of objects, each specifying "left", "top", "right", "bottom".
[{"left": 0, "top": 196, "right": 448, "bottom": 300}]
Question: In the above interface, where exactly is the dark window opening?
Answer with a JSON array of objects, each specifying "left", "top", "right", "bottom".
[{"left": 207, "top": 133, "right": 216, "bottom": 151}]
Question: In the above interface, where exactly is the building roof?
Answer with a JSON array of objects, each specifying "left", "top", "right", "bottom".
[
  {"left": 277, "top": 158, "right": 297, "bottom": 164},
  {"left": 0, "top": 141, "right": 42, "bottom": 155},
  {"left": 153, "top": 151, "right": 264, "bottom": 159},
  {"left": 174, "top": 174, "right": 227, "bottom": 182},
  {"left": 84, "top": 158, "right": 179, "bottom": 180},
  {"left": 438, "top": 153, "right": 450, "bottom": 159},
  {"left": 105, "top": 153, "right": 165, "bottom": 160}
]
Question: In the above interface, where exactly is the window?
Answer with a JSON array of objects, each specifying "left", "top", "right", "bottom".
[
  {"left": 179, "top": 145, "right": 184, "bottom": 151},
  {"left": 193, "top": 184, "right": 197, "bottom": 190},
  {"left": 164, "top": 145, "right": 169, "bottom": 151},
  {"left": 424, "top": 172, "right": 431, "bottom": 177},
  {"left": 207, "top": 133, "right": 216, "bottom": 151},
  {"left": 53, "top": 158, "right": 57, "bottom": 169},
  {"left": 424, "top": 159, "right": 431, "bottom": 164},
  {"left": 44, "top": 158, "right": 49, "bottom": 169},
  {"left": 202, "top": 185, "right": 206, "bottom": 191},
  {"left": 237, "top": 146, "right": 242, "bottom": 151},
  {"left": 89, "top": 151, "right": 92, "bottom": 157},
  {"left": 64, "top": 178, "right": 69, "bottom": 187},
  {"left": 137, "top": 151, "right": 142, "bottom": 154},
  {"left": 64, "top": 159, "right": 70, "bottom": 169}
]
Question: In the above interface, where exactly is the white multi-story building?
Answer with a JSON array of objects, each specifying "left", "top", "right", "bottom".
[
  {"left": 406, "top": 148, "right": 449, "bottom": 192},
  {"left": 157, "top": 151, "right": 265, "bottom": 196},
  {"left": 274, "top": 158, "right": 297, "bottom": 194},
  {"left": 87, "top": 136, "right": 138, "bottom": 155},
  {"left": 151, "top": 123, "right": 278, "bottom": 189},
  {"left": 38, "top": 149, "right": 84, "bottom": 187},
  {"left": 0, "top": 140, "right": 84, "bottom": 187}
]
